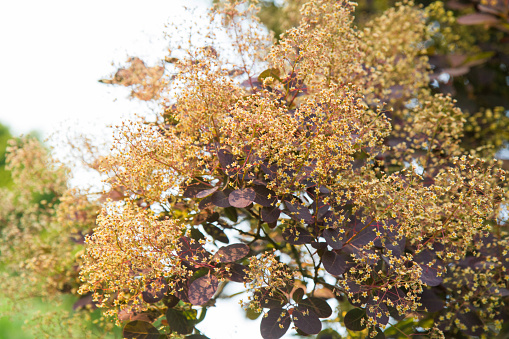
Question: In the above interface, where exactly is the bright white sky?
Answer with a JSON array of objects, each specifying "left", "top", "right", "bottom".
[
  {"left": 0, "top": 1, "right": 307, "bottom": 338},
  {"left": 0, "top": 0, "right": 207, "bottom": 138}
]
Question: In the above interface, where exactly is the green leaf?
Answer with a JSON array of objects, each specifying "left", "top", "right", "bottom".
[
  {"left": 258, "top": 68, "right": 281, "bottom": 83},
  {"left": 224, "top": 206, "right": 238, "bottom": 222},
  {"left": 166, "top": 309, "right": 193, "bottom": 335},
  {"left": 316, "top": 329, "right": 342, "bottom": 339},
  {"left": 123, "top": 320, "right": 160, "bottom": 339}
]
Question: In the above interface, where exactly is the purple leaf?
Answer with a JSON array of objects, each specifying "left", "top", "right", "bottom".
[
  {"left": 284, "top": 199, "right": 313, "bottom": 223},
  {"left": 203, "top": 223, "right": 229, "bottom": 244},
  {"left": 298, "top": 297, "right": 332, "bottom": 318},
  {"left": 188, "top": 275, "right": 218, "bottom": 305},
  {"left": 211, "top": 189, "right": 232, "bottom": 208},
  {"left": 177, "top": 237, "right": 209, "bottom": 263},
  {"left": 322, "top": 228, "right": 344, "bottom": 250},
  {"left": 322, "top": 250, "right": 348, "bottom": 276},
  {"left": 225, "top": 263, "right": 251, "bottom": 283},
  {"left": 183, "top": 182, "right": 213, "bottom": 198},
  {"left": 215, "top": 243, "right": 249, "bottom": 263},
  {"left": 229, "top": 188, "right": 256, "bottom": 208},
  {"left": 283, "top": 227, "right": 314, "bottom": 245},
  {"left": 261, "top": 205, "right": 280, "bottom": 223},
  {"left": 260, "top": 308, "right": 291, "bottom": 339},
  {"left": 254, "top": 288, "right": 288, "bottom": 308},
  {"left": 418, "top": 289, "right": 444, "bottom": 312},
  {"left": 196, "top": 186, "right": 218, "bottom": 199},
  {"left": 344, "top": 308, "right": 366, "bottom": 331},
  {"left": 292, "top": 305, "right": 322, "bottom": 335},
  {"left": 253, "top": 185, "right": 277, "bottom": 207},
  {"left": 366, "top": 301, "right": 389, "bottom": 326},
  {"left": 415, "top": 250, "right": 443, "bottom": 286},
  {"left": 123, "top": 320, "right": 160, "bottom": 339},
  {"left": 457, "top": 13, "right": 498, "bottom": 25},
  {"left": 142, "top": 277, "right": 169, "bottom": 304}
]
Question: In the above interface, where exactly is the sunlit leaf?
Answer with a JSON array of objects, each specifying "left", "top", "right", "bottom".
[
  {"left": 188, "top": 275, "right": 219, "bottom": 305},
  {"left": 215, "top": 243, "right": 249, "bottom": 263},
  {"left": 123, "top": 320, "right": 160, "bottom": 339}
]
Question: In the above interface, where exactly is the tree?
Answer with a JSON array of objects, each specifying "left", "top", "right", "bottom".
[
  {"left": 2, "top": 0, "right": 508, "bottom": 338},
  {"left": 78, "top": 0, "right": 508, "bottom": 338}
]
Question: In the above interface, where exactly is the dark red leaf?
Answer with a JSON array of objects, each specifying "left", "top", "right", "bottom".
[
  {"left": 283, "top": 227, "right": 314, "bottom": 245},
  {"left": 261, "top": 162, "right": 278, "bottom": 180},
  {"left": 366, "top": 301, "right": 389, "bottom": 326},
  {"left": 292, "top": 305, "right": 322, "bottom": 335},
  {"left": 211, "top": 189, "right": 232, "bottom": 208},
  {"left": 260, "top": 308, "right": 291, "bottom": 339},
  {"left": 178, "top": 237, "right": 209, "bottom": 263},
  {"left": 225, "top": 263, "right": 251, "bottom": 282},
  {"left": 203, "top": 224, "right": 229, "bottom": 244},
  {"left": 123, "top": 321, "right": 160, "bottom": 339},
  {"left": 284, "top": 199, "right": 313, "bottom": 223},
  {"left": 215, "top": 243, "right": 249, "bottom": 263},
  {"left": 292, "top": 288, "right": 305, "bottom": 303},
  {"left": 299, "top": 297, "right": 332, "bottom": 318},
  {"left": 196, "top": 186, "right": 218, "bottom": 198},
  {"left": 457, "top": 13, "right": 498, "bottom": 25},
  {"left": 174, "top": 279, "right": 190, "bottom": 303},
  {"left": 142, "top": 277, "right": 169, "bottom": 304},
  {"left": 162, "top": 294, "right": 180, "bottom": 308},
  {"left": 418, "top": 289, "right": 444, "bottom": 312},
  {"left": 415, "top": 250, "right": 443, "bottom": 286},
  {"left": 322, "top": 228, "right": 343, "bottom": 250},
  {"left": 261, "top": 205, "right": 280, "bottom": 223},
  {"left": 322, "top": 250, "right": 348, "bottom": 276},
  {"left": 229, "top": 188, "right": 256, "bottom": 208},
  {"left": 457, "top": 308, "right": 484, "bottom": 336},
  {"left": 188, "top": 275, "right": 218, "bottom": 305},
  {"left": 254, "top": 288, "right": 288, "bottom": 308},
  {"left": 183, "top": 182, "right": 212, "bottom": 198},
  {"left": 344, "top": 308, "right": 366, "bottom": 331},
  {"left": 253, "top": 185, "right": 277, "bottom": 207},
  {"left": 217, "top": 148, "right": 238, "bottom": 177}
]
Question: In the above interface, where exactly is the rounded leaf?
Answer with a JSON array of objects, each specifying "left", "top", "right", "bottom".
[
  {"left": 254, "top": 288, "right": 288, "bottom": 308},
  {"left": 196, "top": 186, "right": 218, "bottom": 198},
  {"left": 253, "top": 185, "right": 278, "bottom": 207},
  {"left": 203, "top": 223, "right": 229, "bottom": 244},
  {"left": 261, "top": 205, "right": 281, "bottom": 223},
  {"left": 299, "top": 297, "right": 332, "bottom": 318},
  {"left": 292, "top": 288, "right": 305, "bottom": 303},
  {"left": 188, "top": 275, "right": 218, "bottom": 305},
  {"left": 366, "top": 301, "right": 389, "bottom": 326},
  {"left": 292, "top": 305, "right": 322, "bottom": 335},
  {"left": 322, "top": 250, "right": 348, "bottom": 276},
  {"left": 211, "top": 189, "right": 232, "bottom": 208},
  {"left": 229, "top": 188, "right": 256, "bottom": 208},
  {"left": 260, "top": 308, "right": 291, "bottom": 339},
  {"left": 166, "top": 308, "right": 192, "bottom": 335},
  {"left": 123, "top": 320, "right": 160, "bottom": 339},
  {"left": 344, "top": 308, "right": 367, "bottom": 331},
  {"left": 225, "top": 263, "right": 251, "bottom": 283},
  {"left": 322, "top": 228, "right": 343, "bottom": 250},
  {"left": 215, "top": 243, "right": 249, "bottom": 263},
  {"left": 142, "top": 277, "right": 169, "bottom": 304},
  {"left": 283, "top": 227, "right": 314, "bottom": 245}
]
